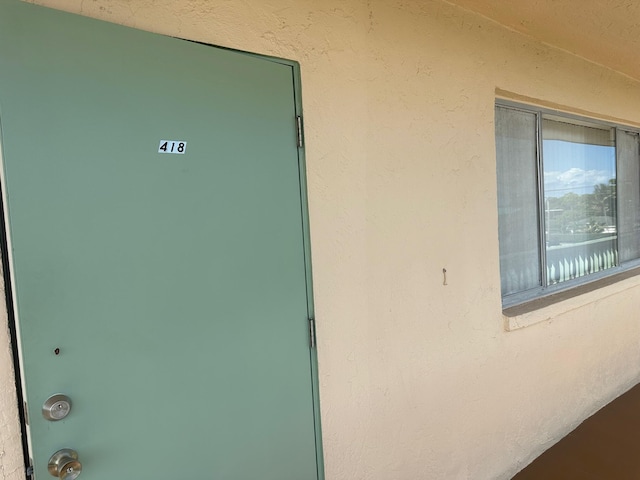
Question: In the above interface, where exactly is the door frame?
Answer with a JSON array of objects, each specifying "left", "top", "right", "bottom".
[
  {"left": 0, "top": 118, "right": 32, "bottom": 477},
  {"left": 0, "top": 20, "right": 323, "bottom": 479}
]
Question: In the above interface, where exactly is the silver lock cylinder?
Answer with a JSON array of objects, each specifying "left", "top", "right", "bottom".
[
  {"left": 48, "top": 449, "right": 82, "bottom": 479},
  {"left": 42, "top": 394, "right": 72, "bottom": 421}
]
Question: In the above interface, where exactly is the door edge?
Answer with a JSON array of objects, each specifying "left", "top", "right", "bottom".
[{"left": 0, "top": 116, "right": 33, "bottom": 479}]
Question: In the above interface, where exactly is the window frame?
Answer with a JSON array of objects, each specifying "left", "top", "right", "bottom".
[{"left": 496, "top": 100, "right": 640, "bottom": 309}]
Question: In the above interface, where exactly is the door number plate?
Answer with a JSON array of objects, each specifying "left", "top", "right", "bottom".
[{"left": 158, "top": 140, "right": 187, "bottom": 154}]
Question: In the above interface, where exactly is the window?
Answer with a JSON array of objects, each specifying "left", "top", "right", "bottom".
[{"left": 496, "top": 102, "right": 640, "bottom": 306}]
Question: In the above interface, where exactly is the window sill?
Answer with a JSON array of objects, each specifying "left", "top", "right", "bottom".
[{"left": 503, "top": 266, "right": 640, "bottom": 331}]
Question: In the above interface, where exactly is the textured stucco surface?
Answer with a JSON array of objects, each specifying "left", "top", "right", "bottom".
[
  {"left": 0, "top": 259, "right": 24, "bottom": 480},
  {"left": 2, "top": 0, "right": 640, "bottom": 478},
  {"left": 446, "top": 0, "right": 640, "bottom": 82}
]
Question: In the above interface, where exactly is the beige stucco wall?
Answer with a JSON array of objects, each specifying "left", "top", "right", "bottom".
[
  {"left": 2, "top": 0, "right": 640, "bottom": 478},
  {"left": 0, "top": 262, "right": 23, "bottom": 480}
]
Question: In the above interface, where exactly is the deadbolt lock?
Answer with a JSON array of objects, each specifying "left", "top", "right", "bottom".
[
  {"left": 42, "top": 394, "right": 72, "bottom": 421},
  {"left": 48, "top": 449, "right": 82, "bottom": 479}
]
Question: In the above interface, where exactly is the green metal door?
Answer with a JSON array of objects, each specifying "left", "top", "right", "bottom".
[{"left": 0, "top": 2, "right": 321, "bottom": 479}]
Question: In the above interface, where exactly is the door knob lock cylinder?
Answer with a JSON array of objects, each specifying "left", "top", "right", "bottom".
[{"left": 48, "top": 449, "right": 82, "bottom": 479}]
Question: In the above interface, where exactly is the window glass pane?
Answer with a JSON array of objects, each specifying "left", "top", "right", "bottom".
[
  {"left": 617, "top": 130, "right": 640, "bottom": 262},
  {"left": 496, "top": 107, "right": 540, "bottom": 296},
  {"left": 542, "top": 118, "right": 617, "bottom": 285}
]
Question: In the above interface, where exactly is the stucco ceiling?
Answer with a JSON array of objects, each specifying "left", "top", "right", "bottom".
[{"left": 445, "top": 0, "right": 640, "bottom": 81}]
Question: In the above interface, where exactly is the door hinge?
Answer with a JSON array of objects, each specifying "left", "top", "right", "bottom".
[
  {"left": 296, "top": 115, "right": 304, "bottom": 148},
  {"left": 308, "top": 317, "right": 316, "bottom": 349},
  {"left": 26, "top": 465, "right": 33, "bottom": 477},
  {"left": 23, "top": 401, "right": 29, "bottom": 426}
]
